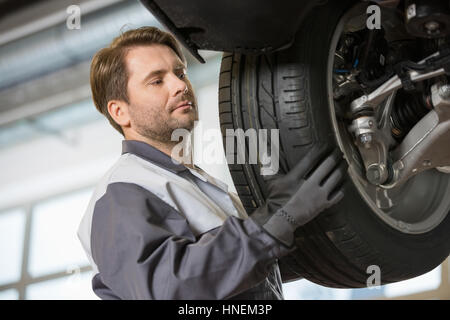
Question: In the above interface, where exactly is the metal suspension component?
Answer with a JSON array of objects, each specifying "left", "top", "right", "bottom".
[
  {"left": 390, "top": 91, "right": 431, "bottom": 139},
  {"left": 348, "top": 49, "right": 449, "bottom": 187}
]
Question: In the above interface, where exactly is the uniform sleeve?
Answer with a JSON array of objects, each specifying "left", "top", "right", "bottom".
[{"left": 90, "top": 182, "right": 294, "bottom": 300}]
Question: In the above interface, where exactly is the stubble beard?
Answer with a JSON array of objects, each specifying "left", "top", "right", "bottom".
[{"left": 132, "top": 104, "right": 197, "bottom": 143}]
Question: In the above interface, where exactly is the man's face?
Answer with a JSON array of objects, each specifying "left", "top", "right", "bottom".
[{"left": 124, "top": 44, "right": 197, "bottom": 142}]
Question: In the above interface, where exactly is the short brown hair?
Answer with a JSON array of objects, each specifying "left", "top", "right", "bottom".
[{"left": 90, "top": 26, "right": 186, "bottom": 135}]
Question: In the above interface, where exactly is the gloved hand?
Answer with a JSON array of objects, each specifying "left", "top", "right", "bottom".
[{"left": 252, "top": 143, "right": 348, "bottom": 247}]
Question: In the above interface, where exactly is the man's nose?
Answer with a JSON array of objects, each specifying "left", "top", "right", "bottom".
[{"left": 170, "top": 73, "right": 187, "bottom": 97}]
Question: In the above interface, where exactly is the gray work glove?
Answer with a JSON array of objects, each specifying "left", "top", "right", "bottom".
[{"left": 252, "top": 143, "right": 348, "bottom": 247}]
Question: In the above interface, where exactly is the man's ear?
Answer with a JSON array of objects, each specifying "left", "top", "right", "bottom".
[{"left": 107, "top": 100, "right": 130, "bottom": 128}]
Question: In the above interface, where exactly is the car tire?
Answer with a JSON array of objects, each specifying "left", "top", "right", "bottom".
[{"left": 218, "top": 0, "right": 450, "bottom": 287}]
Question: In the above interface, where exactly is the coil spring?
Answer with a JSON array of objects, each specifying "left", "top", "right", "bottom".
[{"left": 390, "top": 92, "right": 431, "bottom": 139}]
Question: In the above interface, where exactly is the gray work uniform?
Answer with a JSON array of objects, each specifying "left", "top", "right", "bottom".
[{"left": 77, "top": 140, "right": 293, "bottom": 299}]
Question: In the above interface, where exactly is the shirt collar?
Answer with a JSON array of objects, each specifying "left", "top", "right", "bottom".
[
  {"left": 121, "top": 140, "right": 229, "bottom": 193},
  {"left": 122, "top": 140, "right": 189, "bottom": 174}
]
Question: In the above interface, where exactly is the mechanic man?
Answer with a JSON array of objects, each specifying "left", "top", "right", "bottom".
[{"left": 77, "top": 26, "right": 348, "bottom": 300}]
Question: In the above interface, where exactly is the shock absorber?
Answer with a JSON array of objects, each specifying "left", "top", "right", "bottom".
[{"left": 390, "top": 90, "right": 432, "bottom": 139}]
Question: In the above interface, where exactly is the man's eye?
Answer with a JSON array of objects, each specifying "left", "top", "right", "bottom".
[{"left": 151, "top": 79, "right": 162, "bottom": 85}]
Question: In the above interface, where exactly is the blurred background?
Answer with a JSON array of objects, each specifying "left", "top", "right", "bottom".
[{"left": 0, "top": 0, "right": 447, "bottom": 300}]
